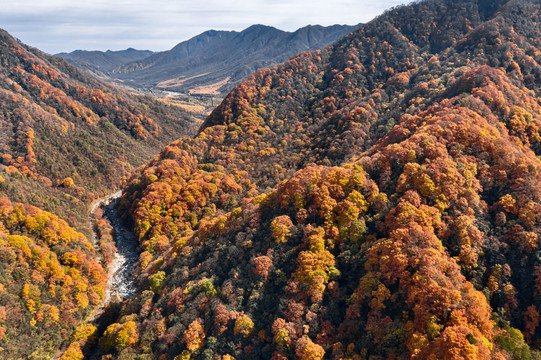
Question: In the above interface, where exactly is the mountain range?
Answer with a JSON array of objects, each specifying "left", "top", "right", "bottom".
[
  {"left": 102, "top": 0, "right": 541, "bottom": 358},
  {"left": 57, "top": 24, "right": 358, "bottom": 96},
  {"left": 56, "top": 48, "right": 155, "bottom": 74},
  {"left": 1, "top": 0, "right": 541, "bottom": 358}
]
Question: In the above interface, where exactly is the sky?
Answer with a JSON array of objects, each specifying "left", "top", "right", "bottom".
[{"left": 1, "top": 0, "right": 407, "bottom": 54}]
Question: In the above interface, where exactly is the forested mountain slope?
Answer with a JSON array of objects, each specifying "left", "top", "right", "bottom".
[
  {"left": 0, "top": 29, "right": 196, "bottom": 234},
  {"left": 0, "top": 28, "right": 196, "bottom": 360},
  {"left": 0, "top": 198, "right": 109, "bottom": 359},
  {"left": 84, "top": 0, "right": 541, "bottom": 358}
]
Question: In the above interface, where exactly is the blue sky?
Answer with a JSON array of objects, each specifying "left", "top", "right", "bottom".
[{"left": 1, "top": 0, "right": 407, "bottom": 54}]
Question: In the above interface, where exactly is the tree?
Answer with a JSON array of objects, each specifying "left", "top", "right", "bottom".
[
  {"left": 234, "top": 314, "right": 254, "bottom": 337},
  {"left": 59, "top": 343, "right": 84, "bottom": 360},
  {"left": 99, "top": 321, "right": 139, "bottom": 351},
  {"left": 61, "top": 177, "right": 75, "bottom": 188},
  {"left": 271, "top": 215, "right": 294, "bottom": 243},
  {"left": 149, "top": 271, "right": 166, "bottom": 292},
  {"left": 252, "top": 256, "right": 273, "bottom": 280},
  {"left": 183, "top": 319, "right": 205, "bottom": 352},
  {"left": 295, "top": 336, "right": 325, "bottom": 360}
]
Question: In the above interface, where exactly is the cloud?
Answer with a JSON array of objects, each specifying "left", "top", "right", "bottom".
[{"left": 0, "top": 0, "right": 406, "bottom": 54}]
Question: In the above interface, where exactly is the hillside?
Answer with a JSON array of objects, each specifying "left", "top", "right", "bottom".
[
  {"left": 56, "top": 48, "right": 155, "bottom": 74},
  {"left": 81, "top": 0, "right": 541, "bottom": 358},
  {"left": 0, "top": 28, "right": 197, "bottom": 360},
  {"left": 0, "top": 197, "right": 110, "bottom": 359},
  {"left": 0, "top": 28, "right": 197, "bottom": 236},
  {"left": 80, "top": 24, "right": 357, "bottom": 96}
]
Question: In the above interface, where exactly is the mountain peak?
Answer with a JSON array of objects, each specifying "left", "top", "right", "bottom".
[{"left": 243, "top": 24, "right": 280, "bottom": 32}]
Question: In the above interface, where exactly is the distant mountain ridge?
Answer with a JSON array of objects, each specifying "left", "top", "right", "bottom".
[
  {"left": 56, "top": 48, "right": 155, "bottom": 74},
  {"left": 58, "top": 24, "right": 358, "bottom": 95}
]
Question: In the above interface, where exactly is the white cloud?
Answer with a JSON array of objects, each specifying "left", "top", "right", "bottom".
[{"left": 0, "top": 0, "right": 407, "bottom": 54}]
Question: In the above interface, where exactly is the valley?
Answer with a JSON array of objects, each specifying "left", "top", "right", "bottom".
[
  {"left": 0, "top": 25, "right": 195, "bottom": 360},
  {"left": 2, "top": 0, "right": 541, "bottom": 359}
]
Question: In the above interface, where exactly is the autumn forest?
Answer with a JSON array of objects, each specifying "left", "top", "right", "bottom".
[{"left": 1, "top": 0, "right": 541, "bottom": 359}]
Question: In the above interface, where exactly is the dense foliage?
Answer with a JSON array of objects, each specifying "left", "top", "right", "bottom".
[
  {"left": 74, "top": 0, "right": 541, "bottom": 358},
  {"left": 0, "top": 27, "right": 197, "bottom": 359},
  {"left": 0, "top": 197, "right": 106, "bottom": 359},
  {"left": 0, "top": 28, "right": 196, "bottom": 235}
]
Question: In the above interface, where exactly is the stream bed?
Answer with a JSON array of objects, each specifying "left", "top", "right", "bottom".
[{"left": 101, "top": 194, "right": 138, "bottom": 301}]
